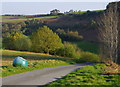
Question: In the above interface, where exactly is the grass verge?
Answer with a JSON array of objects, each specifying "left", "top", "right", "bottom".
[
  {"left": 46, "top": 63, "right": 120, "bottom": 86},
  {"left": 1, "top": 49, "right": 75, "bottom": 77},
  {"left": 1, "top": 60, "right": 70, "bottom": 77}
]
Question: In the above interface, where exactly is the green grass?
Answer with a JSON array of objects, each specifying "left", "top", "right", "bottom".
[
  {"left": 1, "top": 60, "right": 69, "bottom": 77},
  {"left": 64, "top": 10, "right": 103, "bottom": 16},
  {"left": 1, "top": 49, "right": 76, "bottom": 77},
  {"left": 64, "top": 11, "right": 86, "bottom": 15},
  {"left": 1, "top": 16, "right": 58, "bottom": 23},
  {"left": 73, "top": 41, "right": 99, "bottom": 54},
  {"left": 47, "top": 64, "right": 120, "bottom": 86}
]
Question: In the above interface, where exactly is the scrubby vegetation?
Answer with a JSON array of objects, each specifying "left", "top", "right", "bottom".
[
  {"left": 80, "top": 52, "right": 100, "bottom": 62},
  {"left": 3, "top": 32, "right": 32, "bottom": 51},
  {"left": 47, "top": 64, "right": 120, "bottom": 86},
  {"left": 56, "top": 28, "right": 83, "bottom": 42},
  {"left": 56, "top": 42, "right": 81, "bottom": 58}
]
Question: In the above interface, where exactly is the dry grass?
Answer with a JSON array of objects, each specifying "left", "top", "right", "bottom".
[
  {"left": 1, "top": 49, "right": 74, "bottom": 66},
  {"left": 104, "top": 60, "right": 120, "bottom": 74}
]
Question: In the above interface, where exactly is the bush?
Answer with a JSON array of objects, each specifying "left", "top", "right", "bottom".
[
  {"left": 80, "top": 52, "right": 100, "bottom": 62},
  {"left": 14, "top": 36, "right": 32, "bottom": 51},
  {"left": 3, "top": 32, "right": 32, "bottom": 51},
  {"left": 0, "top": 38, "right": 2, "bottom": 49},
  {"left": 56, "top": 29, "right": 83, "bottom": 42},
  {"left": 56, "top": 42, "right": 81, "bottom": 58}
]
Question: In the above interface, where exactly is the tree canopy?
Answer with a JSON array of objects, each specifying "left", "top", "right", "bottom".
[
  {"left": 3, "top": 32, "right": 32, "bottom": 51},
  {"left": 31, "top": 26, "right": 63, "bottom": 54}
]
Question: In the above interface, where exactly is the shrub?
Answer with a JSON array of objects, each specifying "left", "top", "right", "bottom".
[
  {"left": 3, "top": 32, "right": 32, "bottom": 51},
  {"left": 80, "top": 52, "right": 100, "bottom": 62},
  {"left": 56, "top": 29, "right": 83, "bottom": 42},
  {"left": 14, "top": 36, "right": 32, "bottom": 51},
  {"left": 0, "top": 38, "right": 2, "bottom": 49},
  {"left": 56, "top": 42, "right": 81, "bottom": 58}
]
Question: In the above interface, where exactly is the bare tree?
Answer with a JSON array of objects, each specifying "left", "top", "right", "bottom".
[{"left": 98, "top": 2, "right": 119, "bottom": 63}]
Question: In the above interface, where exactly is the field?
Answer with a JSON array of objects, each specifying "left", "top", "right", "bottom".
[
  {"left": 73, "top": 41, "right": 99, "bottom": 54},
  {"left": 1, "top": 49, "right": 74, "bottom": 77},
  {"left": 2, "top": 49, "right": 73, "bottom": 61},
  {"left": 47, "top": 64, "right": 120, "bottom": 86},
  {"left": 1, "top": 16, "right": 58, "bottom": 23}
]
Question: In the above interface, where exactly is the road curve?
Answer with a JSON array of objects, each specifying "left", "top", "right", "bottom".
[{"left": 2, "top": 63, "right": 94, "bottom": 86}]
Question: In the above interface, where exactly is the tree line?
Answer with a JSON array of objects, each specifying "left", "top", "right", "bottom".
[{"left": 3, "top": 26, "right": 83, "bottom": 59}]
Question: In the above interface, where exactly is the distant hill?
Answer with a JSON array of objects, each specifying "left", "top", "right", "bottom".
[
  {"left": 2, "top": 10, "right": 104, "bottom": 42},
  {"left": 2, "top": 2, "right": 120, "bottom": 43}
]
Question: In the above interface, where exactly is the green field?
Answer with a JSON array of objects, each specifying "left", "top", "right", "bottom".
[
  {"left": 73, "top": 41, "right": 99, "bottom": 54},
  {"left": 1, "top": 49, "right": 75, "bottom": 77},
  {"left": 1, "top": 16, "right": 58, "bottom": 23},
  {"left": 47, "top": 64, "right": 120, "bottom": 86}
]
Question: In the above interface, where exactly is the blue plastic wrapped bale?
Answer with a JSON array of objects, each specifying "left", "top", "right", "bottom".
[{"left": 13, "top": 56, "right": 28, "bottom": 67}]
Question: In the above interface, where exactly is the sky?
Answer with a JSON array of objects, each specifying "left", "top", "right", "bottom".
[
  {"left": 1, "top": 0, "right": 119, "bottom": 15},
  {"left": 1, "top": 0, "right": 119, "bottom": 2}
]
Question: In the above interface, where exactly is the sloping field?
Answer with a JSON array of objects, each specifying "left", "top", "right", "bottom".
[
  {"left": 1, "top": 16, "right": 58, "bottom": 23},
  {"left": 1, "top": 49, "right": 73, "bottom": 66},
  {"left": 1, "top": 49, "right": 74, "bottom": 77},
  {"left": 2, "top": 49, "right": 72, "bottom": 60}
]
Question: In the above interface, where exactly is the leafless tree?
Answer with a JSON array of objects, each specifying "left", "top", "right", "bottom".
[{"left": 98, "top": 2, "right": 119, "bottom": 63}]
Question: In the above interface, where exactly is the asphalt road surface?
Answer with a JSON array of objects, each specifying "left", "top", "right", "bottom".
[{"left": 2, "top": 62, "right": 94, "bottom": 86}]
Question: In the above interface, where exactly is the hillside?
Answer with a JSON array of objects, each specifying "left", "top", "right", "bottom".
[
  {"left": 2, "top": 1, "right": 120, "bottom": 43},
  {"left": 2, "top": 10, "right": 103, "bottom": 42}
]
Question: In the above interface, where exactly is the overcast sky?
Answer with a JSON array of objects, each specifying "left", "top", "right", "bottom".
[{"left": 1, "top": 0, "right": 119, "bottom": 15}]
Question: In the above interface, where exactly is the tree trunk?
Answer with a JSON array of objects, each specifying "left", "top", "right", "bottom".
[
  {"left": 47, "top": 50, "right": 49, "bottom": 54},
  {"left": 117, "top": 2, "right": 120, "bottom": 64}
]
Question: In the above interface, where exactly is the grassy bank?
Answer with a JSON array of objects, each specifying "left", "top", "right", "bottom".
[
  {"left": 1, "top": 60, "right": 69, "bottom": 77},
  {"left": 73, "top": 41, "right": 99, "bottom": 54},
  {"left": 2, "top": 49, "right": 73, "bottom": 62},
  {"left": 1, "top": 49, "right": 75, "bottom": 77},
  {"left": 47, "top": 64, "right": 120, "bottom": 86}
]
